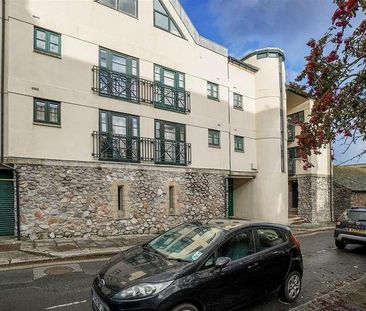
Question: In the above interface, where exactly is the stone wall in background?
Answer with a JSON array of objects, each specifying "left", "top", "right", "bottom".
[
  {"left": 297, "top": 175, "right": 331, "bottom": 223},
  {"left": 351, "top": 192, "right": 366, "bottom": 208},
  {"left": 17, "top": 162, "right": 226, "bottom": 239},
  {"left": 333, "top": 184, "right": 352, "bottom": 220}
]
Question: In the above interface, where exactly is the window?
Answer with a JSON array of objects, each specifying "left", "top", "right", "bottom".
[
  {"left": 34, "top": 27, "right": 61, "bottom": 56},
  {"left": 154, "top": 65, "right": 187, "bottom": 112},
  {"left": 288, "top": 111, "right": 305, "bottom": 124},
  {"left": 256, "top": 228, "right": 286, "bottom": 250},
  {"left": 256, "top": 51, "right": 281, "bottom": 59},
  {"left": 118, "top": 185, "right": 124, "bottom": 212},
  {"left": 34, "top": 98, "right": 60, "bottom": 125},
  {"left": 155, "top": 120, "right": 187, "bottom": 164},
  {"left": 207, "top": 82, "right": 219, "bottom": 100},
  {"left": 233, "top": 93, "right": 243, "bottom": 109},
  {"left": 98, "top": 47, "right": 139, "bottom": 101},
  {"left": 168, "top": 186, "right": 175, "bottom": 214},
  {"left": 154, "top": 0, "right": 183, "bottom": 37},
  {"left": 234, "top": 136, "right": 244, "bottom": 152},
  {"left": 288, "top": 147, "right": 299, "bottom": 160},
  {"left": 98, "top": 0, "right": 137, "bottom": 17},
  {"left": 208, "top": 129, "right": 220, "bottom": 147},
  {"left": 99, "top": 110, "right": 140, "bottom": 161},
  {"left": 218, "top": 230, "right": 255, "bottom": 261}
]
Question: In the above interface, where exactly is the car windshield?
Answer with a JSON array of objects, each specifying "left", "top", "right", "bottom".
[
  {"left": 147, "top": 223, "right": 224, "bottom": 262},
  {"left": 345, "top": 210, "right": 366, "bottom": 221}
]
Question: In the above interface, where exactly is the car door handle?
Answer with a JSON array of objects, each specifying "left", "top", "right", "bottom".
[{"left": 248, "top": 262, "right": 259, "bottom": 269}]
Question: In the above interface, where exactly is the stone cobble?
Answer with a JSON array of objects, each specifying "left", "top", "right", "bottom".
[{"left": 17, "top": 164, "right": 226, "bottom": 239}]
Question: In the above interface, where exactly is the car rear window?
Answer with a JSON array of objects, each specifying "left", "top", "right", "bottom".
[
  {"left": 256, "top": 228, "right": 287, "bottom": 250},
  {"left": 347, "top": 210, "right": 366, "bottom": 221}
]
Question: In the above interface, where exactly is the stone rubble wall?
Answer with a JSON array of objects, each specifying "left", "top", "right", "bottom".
[
  {"left": 297, "top": 175, "right": 331, "bottom": 223},
  {"left": 17, "top": 163, "right": 226, "bottom": 240},
  {"left": 351, "top": 192, "right": 366, "bottom": 208},
  {"left": 333, "top": 183, "right": 352, "bottom": 220}
]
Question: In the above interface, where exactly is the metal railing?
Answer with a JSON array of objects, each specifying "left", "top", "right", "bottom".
[
  {"left": 92, "top": 132, "right": 191, "bottom": 165},
  {"left": 92, "top": 66, "right": 191, "bottom": 113}
]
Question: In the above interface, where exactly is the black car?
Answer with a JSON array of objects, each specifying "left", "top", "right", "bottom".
[
  {"left": 92, "top": 220, "right": 303, "bottom": 311},
  {"left": 335, "top": 208, "right": 366, "bottom": 249}
]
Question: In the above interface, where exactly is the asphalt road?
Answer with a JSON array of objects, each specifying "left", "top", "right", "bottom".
[{"left": 0, "top": 231, "right": 365, "bottom": 311}]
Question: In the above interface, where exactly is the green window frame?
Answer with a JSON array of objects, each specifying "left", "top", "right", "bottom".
[
  {"left": 153, "top": 0, "right": 183, "bottom": 38},
  {"left": 288, "top": 111, "right": 305, "bottom": 124},
  {"left": 288, "top": 147, "right": 299, "bottom": 160},
  {"left": 33, "top": 98, "right": 61, "bottom": 125},
  {"left": 97, "top": 0, "right": 138, "bottom": 18},
  {"left": 99, "top": 47, "right": 139, "bottom": 76},
  {"left": 208, "top": 129, "right": 220, "bottom": 147},
  {"left": 34, "top": 27, "right": 61, "bottom": 56},
  {"left": 234, "top": 136, "right": 244, "bottom": 152},
  {"left": 207, "top": 82, "right": 219, "bottom": 100},
  {"left": 154, "top": 64, "right": 185, "bottom": 89},
  {"left": 233, "top": 93, "right": 243, "bottom": 109}
]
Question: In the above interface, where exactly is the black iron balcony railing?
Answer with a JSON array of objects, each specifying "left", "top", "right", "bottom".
[
  {"left": 92, "top": 132, "right": 191, "bottom": 166},
  {"left": 92, "top": 66, "right": 191, "bottom": 113}
]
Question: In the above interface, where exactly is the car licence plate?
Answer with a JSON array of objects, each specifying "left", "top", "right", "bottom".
[
  {"left": 92, "top": 290, "right": 109, "bottom": 311},
  {"left": 349, "top": 228, "right": 366, "bottom": 234}
]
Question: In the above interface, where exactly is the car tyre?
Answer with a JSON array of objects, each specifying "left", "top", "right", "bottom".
[
  {"left": 172, "top": 303, "right": 199, "bottom": 311},
  {"left": 335, "top": 239, "right": 347, "bottom": 250},
  {"left": 281, "top": 270, "right": 302, "bottom": 302}
]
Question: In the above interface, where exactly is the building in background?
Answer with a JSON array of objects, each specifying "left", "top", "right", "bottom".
[
  {"left": 333, "top": 165, "right": 366, "bottom": 220},
  {"left": 286, "top": 87, "right": 332, "bottom": 224},
  {"left": 0, "top": 0, "right": 289, "bottom": 239}
]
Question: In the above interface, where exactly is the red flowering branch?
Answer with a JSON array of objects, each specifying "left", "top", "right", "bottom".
[{"left": 292, "top": 0, "right": 366, "bottom": 168}]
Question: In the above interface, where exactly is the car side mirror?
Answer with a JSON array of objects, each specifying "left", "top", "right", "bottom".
[{"left": 215, "top": 257, "right": 231, "bottom": 269}]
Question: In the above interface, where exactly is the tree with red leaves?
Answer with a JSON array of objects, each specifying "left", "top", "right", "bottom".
[{"left": 292, "top": 0, "right": 366, "bottom": 168}]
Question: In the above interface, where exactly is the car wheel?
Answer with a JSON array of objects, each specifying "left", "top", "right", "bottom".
[
  {"left": 282, "top": 271, "right": 302, "bottom": 302},
  {"left": 335, "top": 240, "right": 347, "bottom": 250},
  {"left": 172, "top": 303, "right": 199, "bottom": 311}
]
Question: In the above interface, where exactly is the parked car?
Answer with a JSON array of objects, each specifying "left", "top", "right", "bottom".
[
  {"left": 335, "top": 207, "right": 366, "bottom": 249},
  {"left": 92, "top": 220, "right": 303, "bottom": 311}
]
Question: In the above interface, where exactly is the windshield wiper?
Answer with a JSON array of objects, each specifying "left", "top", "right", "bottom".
[
  {"left": 166, "top": 257, "right": 191, "bottom": 263},
  {"left": 144, "top": 244, "right": 167, "bottom": 258}
]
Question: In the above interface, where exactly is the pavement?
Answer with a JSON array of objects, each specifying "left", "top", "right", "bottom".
[
  {"left": 291, "top": 274, "right": 366, "bottom": 311},
  {"left": 0, "top": 222, "right": 334, "bottom": 268}
]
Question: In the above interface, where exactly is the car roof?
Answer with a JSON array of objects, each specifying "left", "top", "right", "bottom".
[
  {"left": 206, "top": 219, "right": 290, "bottom": 232},
  {"left": 348, "top": 207, "right": 366, "bottom": 212}
]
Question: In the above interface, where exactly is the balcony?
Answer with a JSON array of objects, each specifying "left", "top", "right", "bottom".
[
  {"left": 92, "top": 66, "right": 191, "bottom": 113},
  {"left": 92, "top": 132, "right": 192, "bottom": 166}
]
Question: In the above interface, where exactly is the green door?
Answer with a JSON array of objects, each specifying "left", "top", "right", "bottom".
[
  {"left": 0, "top": 172, "right": 15, "bottom": 236},
  {"left": 228, "top": 178, "right": 234, "bottom": 218}
]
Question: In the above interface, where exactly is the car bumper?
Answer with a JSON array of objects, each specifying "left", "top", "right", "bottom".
[{"left": 335, "top": 229, "right": 366, "bottom": 244}]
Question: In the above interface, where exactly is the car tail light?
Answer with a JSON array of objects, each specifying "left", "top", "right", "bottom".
[{"left": 290, "top": 232, "right": 301, "bottom": 251}]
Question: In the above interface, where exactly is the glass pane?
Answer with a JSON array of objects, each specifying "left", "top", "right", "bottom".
[
  {"left": 36, "top": 30, "right": 46, "bottom": 40},
  {"left": 112, "top": 116, "right": 127, "bottom": 135},
  {"left": 154, "top": 0, "right": 166, "bottom": 14},
  {"left": 100, "top": 49, "right": 108, "bottom": 68},
  {"left": 164, "top": 125, "right": 176, "bottom": 141},
  {"left": 99, "top": 0, "right": 117, "bottom": 9},
  {"left": 155, "top": 12, "right": 169, "bottom": 30},
  {"left": 101, "top": 112, "right": 107, "bottom": 132},
  {"left": 170, "top": 21, "right": 181, "bottom": 36},
  {"left": 112, "top": 54, "right": 127, "bottom": 73},
  {"left": 218, "top": 231, "right": 254, "bottom": 261},
  {"left": 163, "top": 70, "right": 175, "bottom": 87},
  {"left": 155, "top": 66, "right": 161, "bottom": 82},
  {"left": 49, "top": 34, "right": 59, "bottom": 44},
  {"left": 35, "top": 101, "right": 46, "bottom": 121},
  {"left": 118, "top": 0, "right": 137, "bottom": 16},
  {"left": 49, "top": 43, "right": 59, "bottom": 54},
  {"left": 49, "top": 104, "right": 59, "bottom": 123},
  {"left": 36, "top": 40, "right": 46, "bottom": 50},
  {"left": 132, "top": 117, "right": 138, "bottom": 137},
  {"left": 131, "top": 59, "right": 138, "bottom": 76},
  {"left": 155, "top": 121, "right": 160, "bottom": 139}
]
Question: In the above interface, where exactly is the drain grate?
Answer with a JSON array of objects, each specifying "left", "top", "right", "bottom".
[{"left": 44, "top": 266, "right": 74, "bottom": 276}]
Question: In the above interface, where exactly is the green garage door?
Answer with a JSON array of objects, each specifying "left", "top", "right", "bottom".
[{"left": 0, "top": 172, "right": 15, "bottom": 236}]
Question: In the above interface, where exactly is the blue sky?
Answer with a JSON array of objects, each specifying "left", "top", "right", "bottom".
[{"left": 180, "top": 0, "right": 366, "bottom": 165}]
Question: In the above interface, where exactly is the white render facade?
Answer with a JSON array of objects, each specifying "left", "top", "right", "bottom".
[{"left": 0, "top": 0, "right": 290, "bottom": 239}]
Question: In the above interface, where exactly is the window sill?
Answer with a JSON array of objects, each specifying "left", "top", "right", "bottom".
[
  {"left": 235, "top": 150, "right": 245, "bottom": 153},
  {"left": 234, "top": 106, "right": 243, "bottom": 111},
  {"left": 209, "top": 145, "right": 221, "bottom": 149},
  {"left": 34, "top": 49, "right": 62, "bottom": 59},
  {"left": 33, "top": 122, "right": 61, "bottom": 128},
  {"left": 207, "top": 96, "right": 220, "bottom": 102}
]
